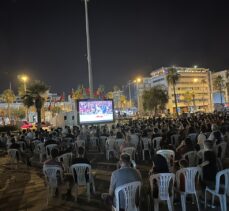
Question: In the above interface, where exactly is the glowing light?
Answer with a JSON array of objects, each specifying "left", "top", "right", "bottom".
[
  {"left": 136, "top": 78, "right": 141, "bottom": 83},
  {"left": 193, "top": 78, "right": 198, "bottom": 83},
  {"left": 21, "top": 75, "right": 28, "bottom": 82}
]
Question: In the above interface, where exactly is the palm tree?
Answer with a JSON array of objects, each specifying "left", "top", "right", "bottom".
[
  {"left": 142, "top": 85, "right": 168, "bottom": 114},
  {"left": 166, "top": 67, "right": 180, "bottom": 117},
  {"left": 201, "top": 79, "right": 207, "bottom": 108},
  {"left": 23, "top": 80, "right": 49, "bottom": 130},
  {"left": 213, "top": 75, "right": 225, "bottom": 105},
  {"left": 106, "top": 91, "right": 113, "bottom": 99},
  {"left": 225, "top": 70, "right": 229, "bottom": 100},
  {"left": 1, "top": 89, "right": 16, "bottom": 121},
  {"left": 96, "top": 84, "right": 105, "bottom": 99},
  {"left": 182, "top": 91, "right": 193, "bottom": 112}
]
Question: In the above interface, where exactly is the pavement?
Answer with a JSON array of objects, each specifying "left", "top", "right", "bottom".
[{"left": 0, "top": 149, "right": 228, "bottom": 211}]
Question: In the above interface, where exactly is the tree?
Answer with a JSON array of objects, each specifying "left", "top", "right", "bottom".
[
  {"left": 72, "top": 85, "right": 106, "bottom": 100},
  {"left": 225, "top": 70, "right": 229, "bottom": 95},
  {"left": 166, "top": 67, "right": 180, "bottom": 117},
  {"left": 50, "top": 106, "right": 62, "bottom": 117},
  {"left": 11, "top": 108, "right": 26, "bottom": 120},
  {"left": 201, "top": 79, "right": 207, "bottom": 107},
  {"left": 95, "top": 85, "right": 105, "bottom": 99},
  {"left": 213, "top": 75, "right": 225, "bottom": 104},
  {"left": 120, "top": 95, "right": 127, "bottom": 109},
  {"left": 1, "top": 89, "right": 16, "bottom": 120},
  {"left": 113, "top": 85, "right": 119, "bottom": 92},
  {"left": 142, "top": 85, "right": 168, "bottom": 114},
  {"left": 22, "top": 80, "right": 49, "bottom": 130},
  {"left": 106, "top": 92, "right": 113, "bottom": 99}
]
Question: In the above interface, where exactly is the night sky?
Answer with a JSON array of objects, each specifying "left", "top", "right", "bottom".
[{"left": 1, "top": 0, "right": 229, "bottom": 94}]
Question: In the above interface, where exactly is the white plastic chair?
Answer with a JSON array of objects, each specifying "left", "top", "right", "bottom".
[
  {"left": 130, "top": 134, "right": 139, "bottom": 148},
  {"left": 106, "top": 139, "right": 116, "bottom": 160},
  {"left": 57, "top": 152, "right": 72, "bottom": 173},
  {"left": 43, "top": 165, "right": 64, "bottom": 206},
  {"left": 142, "top": 137, "right": 151, "bottom": 160},
  {"left": 156, "top": 150, "right": 175, "bottom": 170},
  {"left": 176, "top": 167, "right": 201, "bottom": 211},
  {"left": 90, "top": 136, "right": 99, "bottom": 150},
  {"left": 131, "top": 160, "right": 137, "bottom": 169},
  {"left": 8, "top": 149, "right": 19, "bottom": 169},
  {"left": 150, "top": 173, "right": 175, "bottom": 211},
  {"left": 122, "top": 147, "right": 136, "bottom": 160},
  {"left": 45, "top": 144, "right": 58, "bottom": 159},
  {"left": 75, "top": 140, "right": 86, "bottom": 147},
  {"left": 182, "top": 151, "right": 197, "bottom": 167},
  {"left": 74, "top": 140, "right": 86, "bottom": 157},
  {"left": 151, "top": 137, "right": 162, "bottom": 154},
  {"left": 170, "top": 134, "right": 180, "bottom": 147},
  {"left": 99, "top": 136, "right": 107, "bottom": 151},
  {"left": 32, "top": 140, "right": 41, "bottom": 154},
  {"left": 70, "top": 163, "right": 95, "bottom": 202},
  {"left": 115, "top": 138, "right": 125, "bottom": 148},
  {"left": 113, "top": 181, "right": 141, "bottom": 211},
  {"left": 205, "top": 168, "right": 229, "bottom": 211},
  {"left": 214, "top": 142, "right": 227, "bottom": 160},
  {"left": 37, "top": 143, "right": 46, "bottom": 162}
]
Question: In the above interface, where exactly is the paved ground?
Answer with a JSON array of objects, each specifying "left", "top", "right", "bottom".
[{"left": 0, "top": 149, "right": 228, "bottom": 211}]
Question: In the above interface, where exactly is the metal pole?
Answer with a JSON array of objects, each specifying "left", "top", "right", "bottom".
[
  {"left": 24, "top": 82, "right": 28, "bottom": 121},
  {"left": 84, "top": 0, "right": 93, "bottom": 98},
  {"left": 128, "top": 81, "right": 132, "bottom": 107},
  {"left": 192, "top": 88, "right": 196, "bottom": 112},
  {"left": 137, "top": 82, "right": 140, "bottom": 111},
  {"left": 24, "top": 82, "right": 27, "bottom": 92}
]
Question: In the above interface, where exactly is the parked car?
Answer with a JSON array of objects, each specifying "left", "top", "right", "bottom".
[
  {"left": 20, "top": 121, "right": 34, "bottom": 130},
  {"left": 36, "top": 122, "right": 52, "bottom": 131}
]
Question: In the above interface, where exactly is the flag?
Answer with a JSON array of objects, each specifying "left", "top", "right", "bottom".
[{"left": 86, "top": 88, "right": 90, "bottom": 96}]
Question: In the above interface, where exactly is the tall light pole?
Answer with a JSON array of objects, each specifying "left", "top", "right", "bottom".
[
  {"left": 21, "top": 75, "right": 28, "bottom": 92},
  {"left": 84, "top": 0, "right": 93, "bottom": 98},
  {"left": 128, "top": 80, "right": 132, "bottom": 107},
  {"left": 18, "top": 74, "right": 29, "bottom": 120},
  {"left": 134, "top": 77, "right": 142, "bottom": 112},
  {"left": 192, "top": 78, "right": 198, "bottom": 112}
]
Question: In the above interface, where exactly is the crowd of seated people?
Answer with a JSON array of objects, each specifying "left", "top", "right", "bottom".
[{"left": 1, "top": 112, "right": 229, "bottom": 209}]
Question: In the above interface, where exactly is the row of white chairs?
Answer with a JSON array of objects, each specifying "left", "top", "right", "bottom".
[
  {"left": 149, "top": 168, "right": 229, "bottom": 211},
  {"left": 43, "top": 163, "right": 95, "bottom": 205}
]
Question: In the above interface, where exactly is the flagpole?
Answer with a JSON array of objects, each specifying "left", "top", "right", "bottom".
[{"left": 84, "top": 0, "right": 93, "bottom": 98}]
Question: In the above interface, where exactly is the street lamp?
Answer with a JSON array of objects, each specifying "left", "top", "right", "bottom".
[{"left": 192, "top": 78, "right": 198, "bottom": 111}]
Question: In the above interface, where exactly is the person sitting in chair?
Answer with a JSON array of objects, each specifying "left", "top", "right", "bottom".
[{"left": 102, "top": 153, "right": 142, "bottom": 210}]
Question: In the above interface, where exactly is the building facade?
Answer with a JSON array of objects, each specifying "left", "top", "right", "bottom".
[
  {"left": 140, "top": 66, "right": 214, "bottom": 114},
  {"left": 212, "top": 70, "right": 229, "bottom": 105}
]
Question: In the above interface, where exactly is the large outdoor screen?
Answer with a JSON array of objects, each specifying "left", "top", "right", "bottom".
[{"left": 77, "top": 99, "right": 114, "bottom": 124}]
